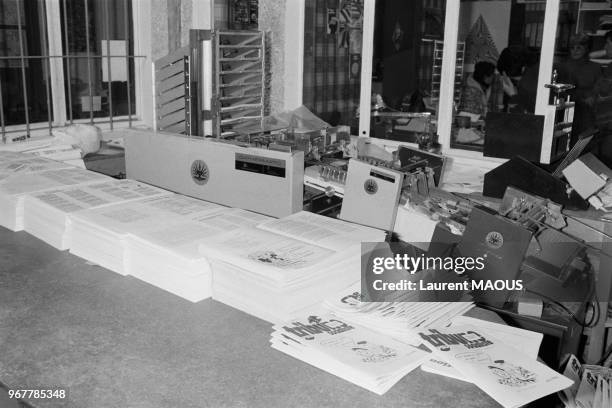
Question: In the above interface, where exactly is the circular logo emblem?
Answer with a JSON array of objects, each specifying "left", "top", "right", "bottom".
[
  {"left": 485, "top": 231, "right": 504, "bottom": 249},
  {"left": 364, "top": 179, "right": 378, "bottom": 195},
  {"left": 190, "top": 160, "right": 209, "bottom": 185}
]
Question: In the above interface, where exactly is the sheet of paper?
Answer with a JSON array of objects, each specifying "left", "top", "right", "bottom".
[
  {"left": 257, "top": 211, "right": 384, "bottom": 251},
  {"left": 575, "top": 369, "right": 598, "bottom": 408},
  {"left": 29, "top": 180, "right": 169, "bottom": 214},
  {"left": 0, "top": 168, "right": 108, "bottom": 196},
  {"left": 101, "top": 40, "right": 128, "bottom": 82},
  {"left": 272, "top": 313, "right": 427, "bottom": 394},
  {"left": 199, "top": 227, "right": 339, "bottom": 283},
  {"left": 560, "top": 354, "right": 583, "bottom": 407},
  {"left": 417, "top": 324, "right": 573, "bottom": 408},
  {"left": 421, "top": 316, "right": 543, "bottom": 382}
]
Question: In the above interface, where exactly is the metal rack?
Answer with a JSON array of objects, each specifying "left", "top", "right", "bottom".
[
  {"left": 430, "top": 40, "right": 465, "bottom": 107},
  {"left": 213, "top": 30, "right": 266, "bottom": 137},
  {"left": 154, "top": 46, "right": 192, "bottom": 134},
  {"left": 153, "top": 29, "right": 266, "bottom": 138}
]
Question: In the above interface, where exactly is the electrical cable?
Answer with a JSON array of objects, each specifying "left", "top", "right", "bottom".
[
  {"left": 525, "top": 288, "right": 599, "bottom": 329},
  {"left": 597, "top": 341, "right": 612, "bottom": 366}
]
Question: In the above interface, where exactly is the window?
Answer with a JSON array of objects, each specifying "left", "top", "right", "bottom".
[
  {"left": 302, "top": 0, "right": 364, "bottom": 128},
  {"left": 366, "top": 0, "right": 447, "bottom": 144},
  {"left": 0, "top": 0, "right": 50, "bottom": 134},
  {"left": 344, "top": 0, "right": 567, "bottom": 165},
  {"left": 0, "top": 0, "right": 145, "bottom": 143},
  {"left": 449, "top": 0, "right": 551, "bottom": 152}
]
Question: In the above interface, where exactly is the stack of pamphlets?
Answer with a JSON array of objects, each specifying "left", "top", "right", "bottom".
[
  {"left": 68, "top": 195, "right": 224, "bottom": 275},
  {"left": 416, "top": 322, "right": 573, "bottom": 408},
  {"left": 322, "top": 282, "right": 474, "bottom": 342},
  {"left": 420, "top": 316, "right": 543, "bottom": 382},
  {"left": 561, "top": 354, "right": 611, "bottom": 408},
  {"left": 270, "top": 313, "right": 427, "bottom": 394},
  {"left": 199, "top": 212, "right": 386, "bottom": 322},
  {"left": 0, "top": 167, "right": 109, "bottom": 231},
  {"left": 22, "top": 179, "right": 169, "bottom": 250},
  {"left": 0, "top": 155, "right": 71, "bottom": 182},
  {"left": 0, "top": 151, "right": 35, "bottom": 163},
  {"left": 200, "top": 227, "right": 360, "bottom": 322},
  {"left": 256, "top": 211, "right": 387, "bottom": 250},
  {"left": 124, "top": 208, "right": 271, "bottom": 302},
  {"left": 0, "top": 137, "right": 84, "bottom": 168}
]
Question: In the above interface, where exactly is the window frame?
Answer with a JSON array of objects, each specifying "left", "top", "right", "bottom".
[
  {"left": 1, "top": 0, "right": 151, "bottom": 141},
  {"left": 353, "top": 0, "right": 562, "bottom": 165}
]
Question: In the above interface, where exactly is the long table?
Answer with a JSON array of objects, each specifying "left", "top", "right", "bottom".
[{"left": 1, "top": 226, "right": 504, "bottom": 408}]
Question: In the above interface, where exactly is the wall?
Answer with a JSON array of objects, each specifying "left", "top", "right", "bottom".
[
  {"left": 150, "top": 0, "right": 196, "bottom": 61},
  {"left": 214, "top": 0, "right": 229, "bottom": 29},
  {"left": 144, "top": 0, "right": 286, "bottom": 120},
  {"left": 259, "top": 0, "right": 286, "bottom": 115},
  {"left": 458, "top": 0, "right": 511, "bottom": 70}
]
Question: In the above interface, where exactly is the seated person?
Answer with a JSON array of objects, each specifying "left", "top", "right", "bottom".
[{"left": 458, "top": 61, "right": 496, "bottom": 120}]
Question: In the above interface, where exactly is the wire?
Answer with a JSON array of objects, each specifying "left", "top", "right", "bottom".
[
  {"left": 525, "top": 288, "right": 599, "bottom": 328},
  {"left": 584, "top": 292, "right": 600, "bottom": 328},
  {"left": 529, "top": 252, "right": 600, "bottom": 328},
  {"left": 598, "top": 341, "right": 612, "bottom": 366}
]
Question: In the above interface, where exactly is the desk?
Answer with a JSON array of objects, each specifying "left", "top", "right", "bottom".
[{"left": 0, "top": 227, "right": 503, "bottom": 408}]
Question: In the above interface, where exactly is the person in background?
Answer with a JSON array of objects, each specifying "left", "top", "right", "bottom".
[
  {"left": 458, "top": 60, "right": 496, "bottom": 119},
  {"left": 514, "top": 48, "right": 541, "bottom": 113},
  {"left": 558, "top": 33, "right": 602, "bottom": 142},
  {"left": 595, "top": 30, "right": 612, "bottom": 96},
  {"left": 594, "top": 31, "right": 612, "bottom": 164},
  {"left": 492, "top": 46, "right": 525, "bottom": 112},
  {"left": 604, "top": 30, "right": 612, "bottom": 77}
]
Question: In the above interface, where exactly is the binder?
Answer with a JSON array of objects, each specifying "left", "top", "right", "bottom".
[{"left": 339, "top": 159, "right": 403, "bottom": 231}]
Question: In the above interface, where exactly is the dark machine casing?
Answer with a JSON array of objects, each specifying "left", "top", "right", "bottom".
[
  {"left": 459, "top": 205, "right": 534, "bottom": 307},
  {"left": 484, "top": 112, "right": 544, "bottom": 162},
  {"left": 483, "top": 156, "right": 589, "bottom": 210}
]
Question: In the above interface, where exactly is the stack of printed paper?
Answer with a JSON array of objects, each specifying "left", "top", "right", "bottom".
[
  {"left": 124, "top": 208, "right": 271, "bottom": 302},
  {"left": 0, "top": 135, "right": 84, "bottom": 167},
  {"left": 200, "top": 234, "right": 358, "bottom": 323},
  {"left": 322, "top": 282, "right": 474, "bottom": 343},
  {"left": 200, "top": 212, "right": 386, "bottom": 322},
  {"left": 0, "top": 167, "right": 109, "bottom": 231},
  {"left": 68, "top": 195, "right": 224, "bottom": 275},
  {"left": 270, "top": 313, "right": 427, "bottom": 394},
  {"left": 256, "top": 211, "right": 387, "bottom": 250},
  {"left": 22, "top": 179, "right": 170, "bottom": 250},
  {"left": 420, "top": 316, "right": 543, "bottom": 382},
  {"left": 0, "top": 151, "right": 35, "bottom": 163},
  {"left": 561, "top": 354, "right": 611, "bottom": 408},
  {"left": 416, "top": 322, "right": 573, "bottom": 408},
  {"left": 0, "top": 154, "right": 71, "bottom": 182}
]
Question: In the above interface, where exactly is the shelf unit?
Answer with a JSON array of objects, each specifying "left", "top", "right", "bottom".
[
  {"left": 153, "top": 46, "right": 191, "bottom": 134},
  {"left": 212, "top": 30, "right": 266, "bottom": 137},
  {"left": 577, "top": 1, "right": 612, "bottom": 65},
  {"left": 152, "top": 29, "right": 266, "bottom": 138},
  {"left": 430, "top": 40, "right": 465, "bottom": 107}
]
